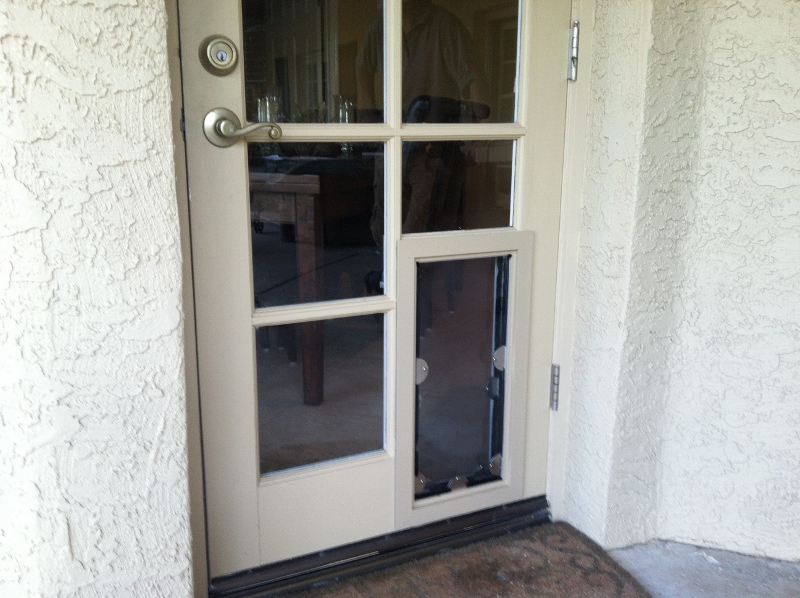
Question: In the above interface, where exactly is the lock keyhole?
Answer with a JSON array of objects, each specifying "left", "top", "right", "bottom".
[{"left": 199, "top": 35, "right": 238, "bottom": 76}]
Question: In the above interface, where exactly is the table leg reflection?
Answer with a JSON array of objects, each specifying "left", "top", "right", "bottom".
[
  {"left": 251, "top": 177, "right": 325, "bottom": 406},
  {"left": 295, "top": 192, "right": 325, "bottom": 405}
]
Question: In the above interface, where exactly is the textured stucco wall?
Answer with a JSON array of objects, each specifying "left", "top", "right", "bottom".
[
  {"left": 604, "top": 0, "right": 709, "bottom": 547},
  {"left": 0, "top": 2, "right": 193, "bottom": 596},
  {"left": 562, "top": 0, "right": 653, "bottom": 544},
  {"left": 657, "top": 0, "right": 800, "bottom": 560},
  {"left": 563, "top": 0, "right": 800, "bottom": 560}
]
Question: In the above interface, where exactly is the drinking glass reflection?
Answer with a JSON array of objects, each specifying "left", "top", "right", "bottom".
[{"left": 242, "top": 0, "right": 384, "bottom": 123}]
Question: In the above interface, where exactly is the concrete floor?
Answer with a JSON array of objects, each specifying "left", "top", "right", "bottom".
[{"left": 611, "top": 541, "right": 800, "bottom": 598}]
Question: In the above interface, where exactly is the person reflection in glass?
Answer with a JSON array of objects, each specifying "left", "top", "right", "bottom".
[{"left": 356, "top": 0, "right": 487, "bottom": 248}]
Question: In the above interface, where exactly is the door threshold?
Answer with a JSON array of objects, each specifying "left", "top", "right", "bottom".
[{"left": 209, "top": 495, "right": 549, "bottom": 597}]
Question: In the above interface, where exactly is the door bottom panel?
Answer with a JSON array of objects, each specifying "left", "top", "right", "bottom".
[{"left": 209, "top": 495, "right": 549, "bottom": 598}]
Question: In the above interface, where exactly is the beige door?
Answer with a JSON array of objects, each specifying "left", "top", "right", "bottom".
[{"left": 179, "top": 0, "right": 569, "bottom": 579}]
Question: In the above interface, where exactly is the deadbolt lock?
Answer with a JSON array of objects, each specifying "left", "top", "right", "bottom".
[{"left": 199, "top": 35, "right": 238, "bottom": 76}]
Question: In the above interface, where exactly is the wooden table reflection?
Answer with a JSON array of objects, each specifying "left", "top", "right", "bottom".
[{"left": 249, "top": 168, "right": 373, "bottom": 405}]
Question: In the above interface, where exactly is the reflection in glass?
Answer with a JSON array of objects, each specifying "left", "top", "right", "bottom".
[
  {"left": 415, "top": 256, "right": 510, "bottom": 498},
  {"left": 242, "top": 0, "right": 384, "bottom": 123},
  {"left": 356, "top": 0, "right": 519, "bottom": 123},
  {"left": 397, "top": 139, "right": 513, "bottom": 234},
  {"left": 250, "top": 142, "right": 384, "bottom": 308},
  {"left": 257, "top": 314, "right": 385, "bottom": 475}
]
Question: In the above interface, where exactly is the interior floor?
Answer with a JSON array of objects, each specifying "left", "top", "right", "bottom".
[{"left": 611, "top": 540, "right": 800, "bottom": 598}]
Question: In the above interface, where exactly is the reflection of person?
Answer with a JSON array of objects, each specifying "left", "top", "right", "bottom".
[
  {"left": 356, "top": 0, "right": 486, "bottom": 243},
  {"left": 356, "top": 0, "right": 484, "bottom": 121}
]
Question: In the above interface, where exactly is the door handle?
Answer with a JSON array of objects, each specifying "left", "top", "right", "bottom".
[{"left": 203, "top": 107, "right": 282, "bottom": 148}]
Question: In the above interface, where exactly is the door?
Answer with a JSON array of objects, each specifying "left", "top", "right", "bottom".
[{"left": 179, "top": 0, "right": 569, "bottom": 579}]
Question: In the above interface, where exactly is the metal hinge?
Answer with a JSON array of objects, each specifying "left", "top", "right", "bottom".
[
  {"left": 550, "top": 364, "right": 561, "bottom": 411},
  {"left": 568, "top": 21, "right": 579, "bottom": 82}
]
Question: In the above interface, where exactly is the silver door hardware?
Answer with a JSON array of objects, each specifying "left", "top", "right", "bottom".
[
  {"left": 414, "top": 473, "right": 427, "bottom": 494},
  {"left": 486, "top": 376, "right": 501, "bottom": 400},
  {"left": 199, "top": 35, "right": 239, "bottom": 76},
  {"left": 447, "top": 476, "right": 468, "bottom": 491},
  {"left": 492, "top": 346, "right": 506, "bottom": 371},
  {"left": 489, "top": 453, "right": 502, "bottom": 477},
  {"left": 550, "top": 364, "right": 561, "bottom": 411},
  {"left": 568, "top": 21, "right": 579, "bottom": 82},
  {"left": 416, "top": 358, "right": 429, "bottom": 385},
  {"left": 203, "top": 108, "right": 282, "bottom": 148}
]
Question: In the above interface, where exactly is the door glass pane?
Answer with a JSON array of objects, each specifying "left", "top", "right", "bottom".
[
  {"left": 401, "top": 139, "right": 513, "bottom": 234},
  {"left": 250, "top": 142, "right": 385, "bottom": 308},
  {"left": 242, "top": 0, "right": 384, "bottom": 123},
  {"left": 415, "top": 255, "right": 510, "bottom": 498},
  {"left": 394, "top": 0, "right": 519, "bottom": 123},
  {"left": 257, "top": 314, "right": 385, "bottom": 475}
]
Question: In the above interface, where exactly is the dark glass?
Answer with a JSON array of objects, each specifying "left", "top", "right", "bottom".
[
  {"left": 242, "top": 0, "right": 384, "bottom": 123},
  {"left": 256, "top": 314, "right": 385, "bottom": 475},
  {"left": 249, "top": 142, "right": 385, "bottom": 308},
  {"left": 414, "top": 256, "right": 510, "bottom": 498},
  {"left": 397, "top": 0, "right": 520, "bottom": 123},
  {"left": 399, "top": 139, "right": 513, "bottom": 233}
]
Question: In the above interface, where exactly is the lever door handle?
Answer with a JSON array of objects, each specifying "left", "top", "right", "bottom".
[{"left": 203, "top": 107, "right": 282, "bottom": 147}]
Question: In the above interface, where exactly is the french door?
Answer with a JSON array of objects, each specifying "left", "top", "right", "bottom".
[{"left": 179, "top": 0, "right": 569, "bottom": 579}]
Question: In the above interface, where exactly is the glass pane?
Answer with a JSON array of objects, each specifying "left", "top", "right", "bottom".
[
  {"left": 250, "top": 142, "right": 384, "bottom": 308},
  {"left": 257, "top": 314, "right": 385, "bottom": 475},
  {"left": 400, "top": 139, "right": 513, "bottom": 234},
  {"left": 242, "top": 0, "right": 384, "bottom": 123},
  {"left": 415, "top": 256, "right": 510, "bottom": 498},
  {"left": 395, "top": 0, "right": 519, "bottom": 123}
]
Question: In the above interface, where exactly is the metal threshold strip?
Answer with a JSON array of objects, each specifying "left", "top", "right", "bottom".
[{"left": 209, "top": 495, "right": 550, "bottom": 597}]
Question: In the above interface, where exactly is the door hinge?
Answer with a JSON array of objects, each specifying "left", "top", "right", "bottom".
[
  {"left": 568, "top": 21, "right": 579, "bottom": 82},
  {"left": 550, "top": 364, "right": 561, "bottom": 411}
]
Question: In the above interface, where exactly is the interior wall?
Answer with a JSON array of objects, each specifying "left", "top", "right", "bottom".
[
  {"left": 0, "top": 1, "right": 194, "bottom": 596},
  {"left": 560, "top": 0, "right": 800, "bottom": 560}
]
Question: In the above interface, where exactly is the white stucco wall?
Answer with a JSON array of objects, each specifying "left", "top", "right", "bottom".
[
  {"left": 562, "top": 0, "right": 800, "bottom": 560},
  {"left": 657, "top": 0, "right": 800, "bottom": 560},
  {"left": 0, "top": 2, "right": 193, "bottom": 597},
  {"left": 561, "top": 0, "right": 654, "bottom": 545}
]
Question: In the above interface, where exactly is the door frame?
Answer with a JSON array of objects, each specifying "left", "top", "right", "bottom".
[
  {"left": 165, "top": 0, "right": 209, "bottom": 595},
  {"left": 545, "top": 0, "right": 596, "bottom": 523},
  {"left": 163, "top": 0, "right": 585, "bottom": 594}
]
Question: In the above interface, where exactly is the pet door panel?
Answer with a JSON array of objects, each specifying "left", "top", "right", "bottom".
[{"left": 414, "top": 255, "right": 510, "bottom": 498}]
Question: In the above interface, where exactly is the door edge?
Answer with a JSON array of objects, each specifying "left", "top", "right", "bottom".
[{"left": 166, "top": 0, "right": 210, "bottom": 595}]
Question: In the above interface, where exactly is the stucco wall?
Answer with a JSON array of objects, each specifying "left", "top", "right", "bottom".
[
  {"left": 562, "top": 0, "right": 653, "bottom": 544},
  {"left": 563, "top": 0, "right": 800, "bottom": 560},
  {"left": 657, "top": 0, "right": 800, "bottom": 560},
  {"left": 0, "top": 2, "right": 193, "bottom": 596}
]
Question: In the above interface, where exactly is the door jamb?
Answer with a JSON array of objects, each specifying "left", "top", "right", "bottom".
[
  {"left": 166, "top": 0, "right": 210, "bottom": 595},
  {"left": 546, "top": 0, "right": 595, "bottom": 522}
]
